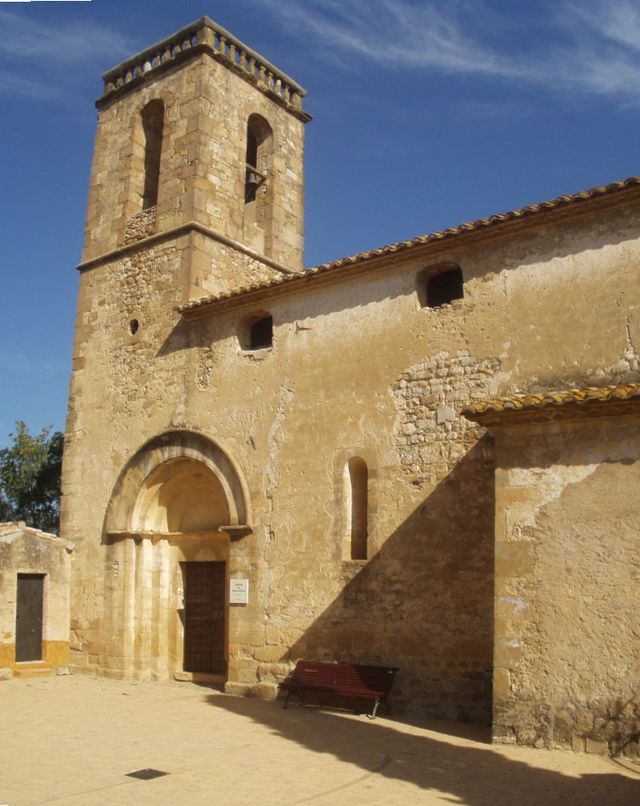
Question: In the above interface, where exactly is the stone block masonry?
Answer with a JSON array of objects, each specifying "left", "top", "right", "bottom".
[{"left": 60, "top": 15, "right": 640, "bottom": 755}]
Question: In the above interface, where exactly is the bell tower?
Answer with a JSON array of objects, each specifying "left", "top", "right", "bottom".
[
  {"left": 61, "top": 18, "right": 309, "bottom": 679},
  {"left": 80, "top": 16, "right": 309, "bottom": 297}
]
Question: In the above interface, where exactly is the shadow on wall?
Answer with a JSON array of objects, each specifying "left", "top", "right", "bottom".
[
  {"left": 274, "top": 437, "right": 497, "bottom": 724},
  {"left": 203, "top": 695, "right": 640, "bottom": 805}
]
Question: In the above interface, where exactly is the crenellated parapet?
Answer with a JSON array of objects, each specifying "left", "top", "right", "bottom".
[{"left": 99, "top": 16, "right": 309, "bottom": 120}]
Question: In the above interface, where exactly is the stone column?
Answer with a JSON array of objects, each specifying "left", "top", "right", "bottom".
[
  {"left": 153, "top": 538, "right": 170, "bottom": 680},
  {"left": 135, "top": 537, "right": 153, "bottom": 680},
  {"left": 122, "top": 537, "right": 137, "bottom": 678}
]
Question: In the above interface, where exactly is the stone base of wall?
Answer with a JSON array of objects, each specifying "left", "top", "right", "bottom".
[
  {"left": 44, "top": 640, "right": 70, "bottom": 667},
  {"left": 493, "top": 700, "right": 640, "bottom": 758},
  {"left": 0, "top": 640, "right": 69, "bottom": 671},
  {"left": 225, "top": 680, "right": 279, "bottom": 701},
  {"left": 0, "top": 643, "right": 12, "bottom": 668}
]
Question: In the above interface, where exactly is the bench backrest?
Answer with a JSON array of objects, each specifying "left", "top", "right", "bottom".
[{"left": 290, "top": 660, "right": 398, "bottom": 695}]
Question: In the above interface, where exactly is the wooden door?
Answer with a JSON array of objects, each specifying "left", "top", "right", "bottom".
[
  {"left": 16, "top": 574, "right": 44, "bottom": 662},
  {"left": 184, "top": 562, "right": 226, "bottom": 674}
]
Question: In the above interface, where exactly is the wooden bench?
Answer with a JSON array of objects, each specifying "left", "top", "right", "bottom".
[{"left": 280, "top": 660, "right": 398, "bottom": 719}]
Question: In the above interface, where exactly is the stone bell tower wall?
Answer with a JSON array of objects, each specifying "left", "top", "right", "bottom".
[
  {"left": 81, "top": 17, "right": 308, "bottom": 295},
  {"left": 61, "top": 18, "right": 308, "bottom": 675}
]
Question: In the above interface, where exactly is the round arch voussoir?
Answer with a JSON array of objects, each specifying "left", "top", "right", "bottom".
[{"left": 104, "top": 429, "right": 251, "bottom": 534}]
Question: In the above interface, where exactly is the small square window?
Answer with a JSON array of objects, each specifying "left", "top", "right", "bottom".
[
  {"left": 418, "top": 266, "right": 464, "bottom": 308},
  {"left": 250, "top": 316, "right": 273, "bottom": 349},
  {"left": 238, "top": 313, "right": 273, "bottom": 351}
]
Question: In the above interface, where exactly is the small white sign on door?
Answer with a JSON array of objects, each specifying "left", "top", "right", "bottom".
[{"left": 230, "top": 578, "right": 249, "bottom": 605}]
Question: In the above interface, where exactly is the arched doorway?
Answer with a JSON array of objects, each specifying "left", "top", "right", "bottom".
[
  {"left": 103, "top": 431, "right": 251, "bottom": 681},
  {"left": 133, "top": 457, "right": 230, "bottom": 532}
]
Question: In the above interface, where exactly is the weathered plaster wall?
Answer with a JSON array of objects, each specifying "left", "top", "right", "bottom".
[
  {"left": 188, "top": 206, "right": 639, "bottom": 722},
  {"left": 63, "top": 195, "right": 640, "bottom": 723},
  {"left": 492, "top": 416, "right": 640, "bottom": 755},
  {"left": 0, "top": 523, "right": 73, "bottom": 673}
]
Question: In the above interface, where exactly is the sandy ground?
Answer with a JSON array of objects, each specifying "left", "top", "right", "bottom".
[{"left": 1, "top": 675, "right": 639, "bottom": 805}]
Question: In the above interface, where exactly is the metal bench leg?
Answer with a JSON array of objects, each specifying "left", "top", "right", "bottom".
[
  {"left": 283, "top": 689, "right": 306, "bottom": 710},
  {"left": 367, "top": 698, "right": 381, "bottom": 720}
]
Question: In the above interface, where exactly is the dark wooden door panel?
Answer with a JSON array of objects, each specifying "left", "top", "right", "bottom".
[
  {"left": 184, "top": 562, "right": 226, "bottom": 674},
  {"left": 16, "top": 574, "right": 44, "bottom": 662}
]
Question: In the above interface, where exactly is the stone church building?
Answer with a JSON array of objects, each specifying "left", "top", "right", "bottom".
[{"left": 60, "top": 17, "right": 639, "bottom": 753}]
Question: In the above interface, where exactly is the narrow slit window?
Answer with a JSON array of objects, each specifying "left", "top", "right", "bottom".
[
  {"left": 141, "top": 100, "right": 164, "bottom": 209},
  {"left": 244, "top": 114, "right": 272, "bottom": 214},
  {"left": 347, "top": 457, "right": 368, "bottom": 560},
  {"left": 245, "top": 128, "right": 259, "bottom": 204}
]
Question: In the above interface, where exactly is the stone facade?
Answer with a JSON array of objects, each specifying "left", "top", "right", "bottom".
[
  {"left": 61, "top": 17, "right": 639, "bottom": 751},
  {"left": 0, "top": 522, "right": 74, "bottom": 676}
]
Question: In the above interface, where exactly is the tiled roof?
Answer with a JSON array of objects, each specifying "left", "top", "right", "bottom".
[
  {"left": 462, "top": 383, "right": 640, "bottom": 426},
  {"left": 179, "top": 175, "right": 640, "bottom": 316}
]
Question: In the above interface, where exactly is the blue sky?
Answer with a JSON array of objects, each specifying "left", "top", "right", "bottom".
[{"left": 2, "top": 0, "right": 640, "bottom": 445}]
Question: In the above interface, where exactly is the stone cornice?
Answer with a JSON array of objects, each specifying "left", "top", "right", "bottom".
[
  {"left": 105, "top": 526, "right": 252, "bottom": 543},
  {"left": 76, "top": 221, "right": 300, "bottom": 276},
  {"left": 97, "top": 17, "right": 310, "bottom": 122}
]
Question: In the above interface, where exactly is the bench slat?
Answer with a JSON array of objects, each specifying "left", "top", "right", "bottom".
[{"left": 281, "top": 660, "right": 398, "bottom": 718}]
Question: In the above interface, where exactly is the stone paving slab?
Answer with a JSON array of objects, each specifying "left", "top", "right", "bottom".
[{"left": 1, "top": 676, "right": 639, "bottom": 805}]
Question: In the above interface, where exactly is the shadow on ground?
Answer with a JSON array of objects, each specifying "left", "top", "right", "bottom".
[{"left": 204, "top": 694, "right": 640, "bottom": 805}]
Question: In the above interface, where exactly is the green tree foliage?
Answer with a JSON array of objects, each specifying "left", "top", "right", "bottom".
[{"left": 0, "top": 422, "right": 63, "bottom": 534}]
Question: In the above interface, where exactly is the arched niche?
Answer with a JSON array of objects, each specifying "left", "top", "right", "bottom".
[
  {"left": 104, "top": 430, "right": 251, "bottom": 536},
  {"left": 133, "top": 457, "right": 230, "bottom": 532},
  {"left": 344, "top": 456, "right": 368, "bottom": 561}
]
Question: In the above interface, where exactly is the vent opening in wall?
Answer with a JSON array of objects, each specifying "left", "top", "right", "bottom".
[
  {"left": 239, "top": 313, "right": 273, "bottom": 351},
  {"left": 419, "top": 266, "right": 464, "bottom": 308},
  {"left": 129, "top": 319, "right": 140, "bottom": 336}
]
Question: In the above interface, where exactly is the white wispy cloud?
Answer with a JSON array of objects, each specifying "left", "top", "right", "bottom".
[
  {"left": 544, "top": 0, "right": 640, "bottom": 102},
  {"left": 569, "top": 0, "right": 640, "bottom": 52},
  {"left": 0, "top": 10, "right": 133, "bottom": 65},
  {"left": 0, "top": 9, "right": 133, "bottom": 101},
  {"left": 251, "top": 0, "right": 640, "bottom": 104},
  {"left": 0, "top": 68, "right": 64, "bottom": 100},
  {"left": 256, "top": 0, "right": 511, "bottom": 75}
]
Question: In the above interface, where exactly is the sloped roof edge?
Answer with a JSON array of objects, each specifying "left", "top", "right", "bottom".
[
  {"left": 0, "top": 521, "right": 74, "bottom": 550},
  {"left": 461, "top": 383, "right": 640, "bottom": 427},
  {"left": 179, "top": 175, "right": 640, "bottom": 316}
]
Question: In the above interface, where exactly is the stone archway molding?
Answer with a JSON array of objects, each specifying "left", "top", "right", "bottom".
[{"left": 104, "top": 429, "right": 251, "bottom": 535}]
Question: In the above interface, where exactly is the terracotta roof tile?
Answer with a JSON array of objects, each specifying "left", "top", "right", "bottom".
[
  {"left": 179, "top": 175, "right": 640, "bottom": 315},
  {"left": 462, "top": 383, "right": 640, "bottom": 426}
]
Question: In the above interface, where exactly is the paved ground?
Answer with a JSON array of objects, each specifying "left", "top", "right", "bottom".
[{"left": 1, "top": 675, "right": 639, "bottom": 805}]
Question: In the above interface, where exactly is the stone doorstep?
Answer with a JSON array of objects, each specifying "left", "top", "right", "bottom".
[
  {"left": 13, "top": 662, "right": 55, "bottom": 679},
  {"left": 174, "top": 670, "right": 225, "bottom": 685}
]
